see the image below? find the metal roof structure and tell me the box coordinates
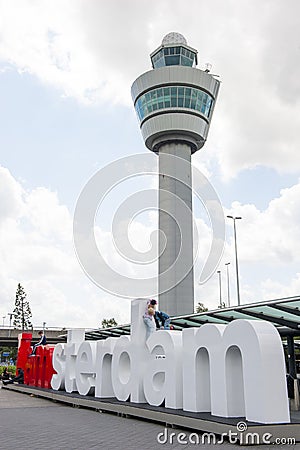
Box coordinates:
[85,295,300,341]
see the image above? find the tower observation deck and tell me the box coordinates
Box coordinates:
[131,33,220,316]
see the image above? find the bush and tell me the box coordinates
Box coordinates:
[0,365,16,377]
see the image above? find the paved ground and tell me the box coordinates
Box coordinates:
[0,386,298,449]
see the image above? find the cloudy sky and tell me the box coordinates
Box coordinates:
[0,0,300,329]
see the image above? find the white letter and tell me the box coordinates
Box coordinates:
[51,343,66,390]
[157,428,168,444]
[111,336,133,401]
[177,432,187,444]
[143,330,183,408]
[95,337,118,398]
[262,433,272,444]
[111,299,150,403]
[75,341,97,395]
[182,325,226,414]
[189,433,200,445]
[64,329,85,393]
[222,320,290,423]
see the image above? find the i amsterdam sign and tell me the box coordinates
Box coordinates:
[18,299,290,424]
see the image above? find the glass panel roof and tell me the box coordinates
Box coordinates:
[244,306,300,323]
[280,300,300,309]
[84,297,300,340]
[174,316,227,326]
[193,315,228,324]
[214,310,260,320]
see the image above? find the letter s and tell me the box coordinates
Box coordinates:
[51,344,66,390]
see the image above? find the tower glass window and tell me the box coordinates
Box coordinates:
[135,86,213,122]
[151,46,197,68]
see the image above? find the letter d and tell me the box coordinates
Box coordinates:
[157,428,168,444]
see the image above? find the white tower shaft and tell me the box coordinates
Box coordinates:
[159,142,194,316]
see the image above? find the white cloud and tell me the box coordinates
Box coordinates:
[25,187,72,240]
[0,0,157,105]
[0,167,24,221]
[0,165,133,328]
[227,181,300,264]
[261,274,300,301]
[1,0,299,178]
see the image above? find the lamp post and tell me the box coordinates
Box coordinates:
[7,312,15,337]
[227,216,242,306]
[217,270,222,308]
[2,316,6,327]
[225,262,231,307]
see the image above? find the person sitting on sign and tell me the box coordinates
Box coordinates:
[29,330,47,356]
[143,299,157,339]
[154,310,171,330]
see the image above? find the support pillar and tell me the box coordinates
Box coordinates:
[287,335,297,379]
[158,142,194,316]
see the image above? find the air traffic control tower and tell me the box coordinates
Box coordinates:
[131,33,220,316]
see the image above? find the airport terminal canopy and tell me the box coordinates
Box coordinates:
[150,32,198,69]
[85,296,300,341]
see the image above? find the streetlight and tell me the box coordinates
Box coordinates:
[217,270,222,308]
[7,312,15,337]
[2,316,6,327]
[225,262,231,307]
[227,215,242,306]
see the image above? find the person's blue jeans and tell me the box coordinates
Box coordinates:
[163,318,171,330]
[143,317,156,339]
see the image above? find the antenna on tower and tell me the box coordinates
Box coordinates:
[205,63,212,73]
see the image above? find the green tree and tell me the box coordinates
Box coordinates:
[13,283,33,330]
[101,318,117,328]
[195,302,208,313]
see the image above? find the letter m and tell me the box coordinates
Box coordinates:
[182,319,290,424]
